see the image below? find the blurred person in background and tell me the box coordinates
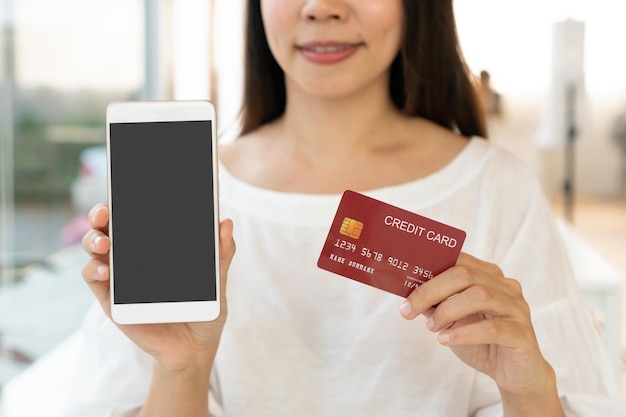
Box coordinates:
[478,69,503,117]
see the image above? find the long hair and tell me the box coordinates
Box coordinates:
[240,0,487,138]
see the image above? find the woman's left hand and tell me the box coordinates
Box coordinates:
[400,252,556,398]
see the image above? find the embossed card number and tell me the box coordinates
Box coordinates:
[317,190,467,298]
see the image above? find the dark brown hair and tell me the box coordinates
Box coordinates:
[240,0,487,138]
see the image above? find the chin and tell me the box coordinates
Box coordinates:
[308,88,352,100]
[298,80,365,100]
[288,71,387,102]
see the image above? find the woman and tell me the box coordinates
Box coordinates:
[68,1,625,416]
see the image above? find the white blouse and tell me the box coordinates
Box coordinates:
[62,138,626,417]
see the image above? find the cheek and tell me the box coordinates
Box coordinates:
[261,1,292,41]
[260,1,294,62]
[361,1,404,47]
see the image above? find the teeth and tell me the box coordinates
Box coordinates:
[306,45,351,53]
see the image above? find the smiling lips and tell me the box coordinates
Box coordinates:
[297,42,362,65]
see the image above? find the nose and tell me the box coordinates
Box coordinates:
[301,0,349,21]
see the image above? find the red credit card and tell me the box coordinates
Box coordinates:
[317,190,466,298]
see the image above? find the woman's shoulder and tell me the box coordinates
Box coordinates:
[467,137,546,205]
[218,123,278,180]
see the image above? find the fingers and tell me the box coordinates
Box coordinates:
[217,218,236,318]
[434,316,533,348]
[219,218,236,264]
[399,251,534,347]
[81,203,112,316]
[400,252,518,319]
[89,204,110,232]
[80,207,237,323]
[82,204,110,258]
[81,257,112,317]
[82,228,110,259]
[423,280,529,331]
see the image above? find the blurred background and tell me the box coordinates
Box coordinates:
[0,0,625,416]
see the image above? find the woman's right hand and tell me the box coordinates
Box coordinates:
[81,203,236,373]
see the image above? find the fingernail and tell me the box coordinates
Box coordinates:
[90,207,98,224]
[438,332,450,344]
[426,317,435,330]
[400,300,412,317]
[96,264,107,276]
[93,235,102,247]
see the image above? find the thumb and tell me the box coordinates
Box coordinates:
[218,218,236,315]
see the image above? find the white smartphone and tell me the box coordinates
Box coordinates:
[106,100,221,324]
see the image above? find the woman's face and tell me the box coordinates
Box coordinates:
[260,0,404,99]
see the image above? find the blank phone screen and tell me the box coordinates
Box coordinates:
[109,121,217,304]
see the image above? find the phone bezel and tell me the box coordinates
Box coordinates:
[106,100,221,324]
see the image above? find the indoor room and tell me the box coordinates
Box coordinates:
[1,0,625,415]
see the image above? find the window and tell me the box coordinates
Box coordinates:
[0,0,143,411]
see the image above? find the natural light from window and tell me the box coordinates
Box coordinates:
[455,0,626,95]
[14,0,142,91]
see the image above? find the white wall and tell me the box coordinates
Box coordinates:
[169,0,245,143]
[485,94,625,199]
[213,0,245,144]
[455,0,626,198]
